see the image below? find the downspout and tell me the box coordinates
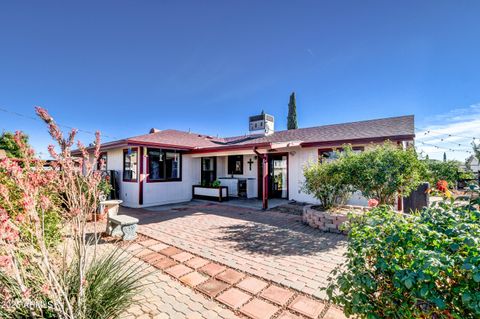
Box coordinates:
[254,147,268,210]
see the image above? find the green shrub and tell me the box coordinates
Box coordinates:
[303,157,352,210]
[326,202,480,318]
[341,143,425,205]
[212,180,221,187]
[424,159,461,188]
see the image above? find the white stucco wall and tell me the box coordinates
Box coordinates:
[104,145,367,208]
[142,154,200,207]
[105,148,139,207]
[287,147,368,206]
[216,154,258,196]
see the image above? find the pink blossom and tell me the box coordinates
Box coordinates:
[21,288,31,299]
[41,283,50,295]
[22,194,35,212]
[15,214,25,223]
[0,255,12,268]
[48,144,58,159]
[39,195,52,211]
[368,199,379,208]
[0,184,9,202]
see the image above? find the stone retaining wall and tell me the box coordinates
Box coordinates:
[302,205,370,234]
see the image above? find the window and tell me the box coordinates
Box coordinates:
[97,152,108,170]
[123,148,138,182]
[201,157,216,186]
[147,148,182,182]
[227,155,243,175]
[318,147,364,163]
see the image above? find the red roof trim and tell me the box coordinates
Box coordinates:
[188,142,272,154]
[126,140,193,151]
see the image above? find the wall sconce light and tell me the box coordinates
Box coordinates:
[290,151,296,156]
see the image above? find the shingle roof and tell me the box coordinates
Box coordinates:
[221,115,415,146]
[100,115,414,152]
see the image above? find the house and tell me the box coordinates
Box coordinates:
[77,113,415,209]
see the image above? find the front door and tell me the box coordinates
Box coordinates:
[268,154,288,199]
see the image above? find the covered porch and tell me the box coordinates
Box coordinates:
[190,142,301,209]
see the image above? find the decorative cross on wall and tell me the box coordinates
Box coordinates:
[247,158,254,170]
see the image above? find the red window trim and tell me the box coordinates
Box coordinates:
[123,147,139,183]
[146,148,183,183]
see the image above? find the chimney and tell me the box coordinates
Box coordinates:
[249,111,274,136]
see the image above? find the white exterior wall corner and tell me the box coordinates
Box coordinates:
[105,148,139,208]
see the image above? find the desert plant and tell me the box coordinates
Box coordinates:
[326,198,480,318]
[341,142,425,205]
[0,107,145,318]
[303,156,352,210]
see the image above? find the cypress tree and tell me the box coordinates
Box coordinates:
[443,152,447,162]
[287,92,298,130]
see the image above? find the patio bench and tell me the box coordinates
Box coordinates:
[107,215,139,241]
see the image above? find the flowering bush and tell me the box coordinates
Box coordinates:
[326,196,480,318]
[424,159,461,188]
[367,198,379,208]
[303,157,353,210]
[436,179,449,192]
[0,147,62,247]
[0,107,145,318]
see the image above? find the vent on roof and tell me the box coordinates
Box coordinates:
[149,128,160,134]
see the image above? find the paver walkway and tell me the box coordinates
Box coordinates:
[89,239,240,319]
[121,201,347,300]
[121,233,345,318]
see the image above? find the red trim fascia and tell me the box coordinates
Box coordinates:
[126,140,192,151]
[301,135,415,148]
[122,147,139,183]
[189,142,272,154]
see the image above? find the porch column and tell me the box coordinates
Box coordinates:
[262,153,268,210]
[139,147,144,206]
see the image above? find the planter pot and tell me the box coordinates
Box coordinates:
[192,185,229,202]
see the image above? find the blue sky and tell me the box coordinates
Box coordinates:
[1,1,480,161]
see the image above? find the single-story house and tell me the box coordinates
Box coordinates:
[77,113,415,209]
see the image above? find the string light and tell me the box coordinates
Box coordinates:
[0,106,119,140]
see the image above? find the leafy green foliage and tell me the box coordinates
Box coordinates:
[287,92,298,130]
[341,143,425,204]
[326,202,480,318]
[303,157,352,209]
[424,159,461,188]
[0,131,29,158]
[212,180,221,187]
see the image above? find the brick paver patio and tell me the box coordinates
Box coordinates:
[122,201,347,300]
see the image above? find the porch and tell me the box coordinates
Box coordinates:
[191,149,294,209]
